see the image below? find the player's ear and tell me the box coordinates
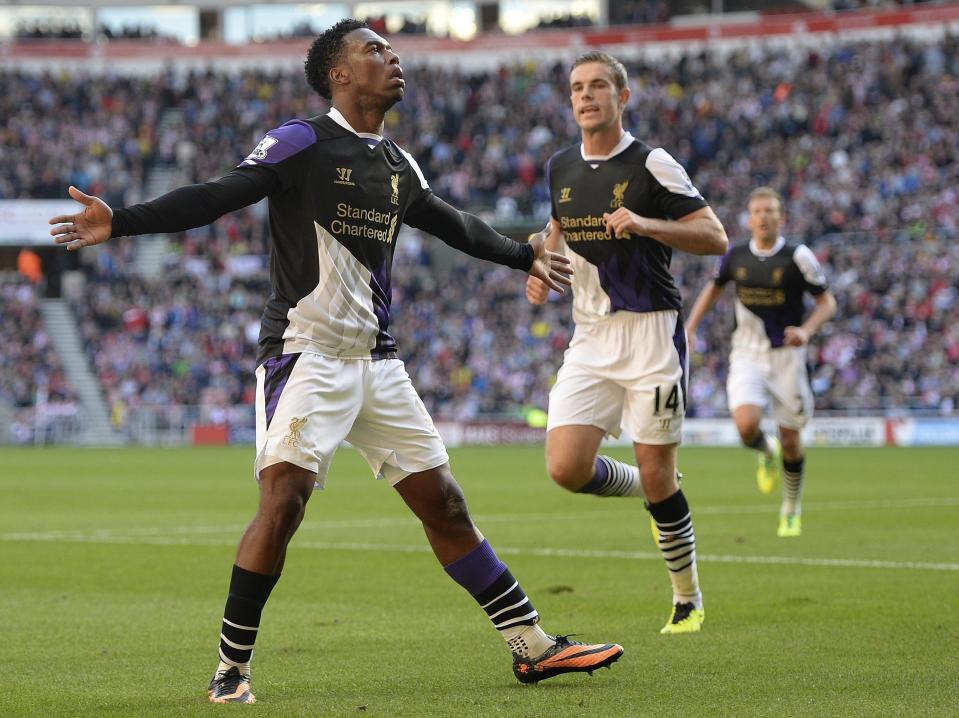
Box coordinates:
[329,63,351,91]
[618,85,630,110]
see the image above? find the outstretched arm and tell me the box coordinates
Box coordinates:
[49,168,276,251]
[405,193,572,293]
[526,218,564,305]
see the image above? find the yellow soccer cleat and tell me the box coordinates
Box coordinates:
[660,602,705,635]
[777,513,802,538]
[756,436,782,495]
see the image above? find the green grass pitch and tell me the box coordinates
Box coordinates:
[2,445,957,717]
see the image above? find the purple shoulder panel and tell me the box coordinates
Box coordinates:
[243,120,317,165]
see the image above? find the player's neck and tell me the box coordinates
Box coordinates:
[751,235,779,251]
[581,124,625,158]
[331,101,385,136]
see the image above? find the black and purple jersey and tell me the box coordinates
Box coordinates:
[714,237,828,351]
[240,109,431,363]
[110,108,533,366]
[547,132,708,323]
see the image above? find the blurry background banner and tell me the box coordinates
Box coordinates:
[0,201,77,246]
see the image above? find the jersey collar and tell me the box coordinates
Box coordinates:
[581,131,634,163]
[327,108,383,146]
[749,235,786,258]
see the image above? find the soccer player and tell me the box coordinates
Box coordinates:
[526,52,728,634]
[49,20,623,704]
[685,187,836,537]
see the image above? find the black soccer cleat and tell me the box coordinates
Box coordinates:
[208,666,256,704]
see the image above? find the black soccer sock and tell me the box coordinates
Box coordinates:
[744,430,770,454]
[217,564,280,670]
[647,489,702,607]
[443,540,538,631]
[782,456,805,515]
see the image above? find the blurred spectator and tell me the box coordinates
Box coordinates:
[0,275,79,443]
[4,32,958,425]
[609,1,671,25]
[535,14,595,30]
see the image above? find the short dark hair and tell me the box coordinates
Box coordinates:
[571,51,628,92]
[305,18,370,100]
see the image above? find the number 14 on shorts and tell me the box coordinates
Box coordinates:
[653,384,683,415]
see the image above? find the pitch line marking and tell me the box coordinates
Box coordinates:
[1,496,956,541]
[1,532,957,572]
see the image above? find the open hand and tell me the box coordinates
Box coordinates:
[49,186,113,251]
[527,232,572,294]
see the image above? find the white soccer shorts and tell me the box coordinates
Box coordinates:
[547,309,688,445]
[726,346,814,429]
[254,353,449,488]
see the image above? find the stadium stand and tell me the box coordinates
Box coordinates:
[0,274,79,443]
[2,15,957,440]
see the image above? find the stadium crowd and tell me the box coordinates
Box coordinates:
[0,275,79,443]
[70,222,959,435]
[3,32,958,433]
[4,34,956,242]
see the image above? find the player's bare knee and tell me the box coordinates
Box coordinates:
[443,491,472,526]
[426,475,474,529]
[547,460,591,492]
[258,475,310,530]
[738,425,762,446]
[780,433,802,460]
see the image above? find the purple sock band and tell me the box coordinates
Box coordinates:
[443,539,508,597]
[578,456,608,494]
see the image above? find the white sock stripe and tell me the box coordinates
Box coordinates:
[661,542,696,557]
[487,597,530,621]
[660,537,694,551]
[220,634,256,650]
[218,648,245,666]
[663,548,696,564]
[658,525,694,539]
[222,617,258,632]
[494,610,540,629]
[597,456,639,497]
[480,580,519,609]
[655,512,692,528]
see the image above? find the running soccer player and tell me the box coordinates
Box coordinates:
[526,52,728,634]
[49,20,623,704]
[685,187,836,537]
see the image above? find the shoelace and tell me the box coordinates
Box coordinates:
[672,602,694,622]
[551,633,581,646]
[213,668,249,691]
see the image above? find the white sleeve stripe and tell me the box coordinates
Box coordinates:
[645,147,703,199]
[396,145,430,190]
[793,244,828,287]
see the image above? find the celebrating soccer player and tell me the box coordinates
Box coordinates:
[526,52,728,634]
[686,187,836,537]
[49,20,624,704]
